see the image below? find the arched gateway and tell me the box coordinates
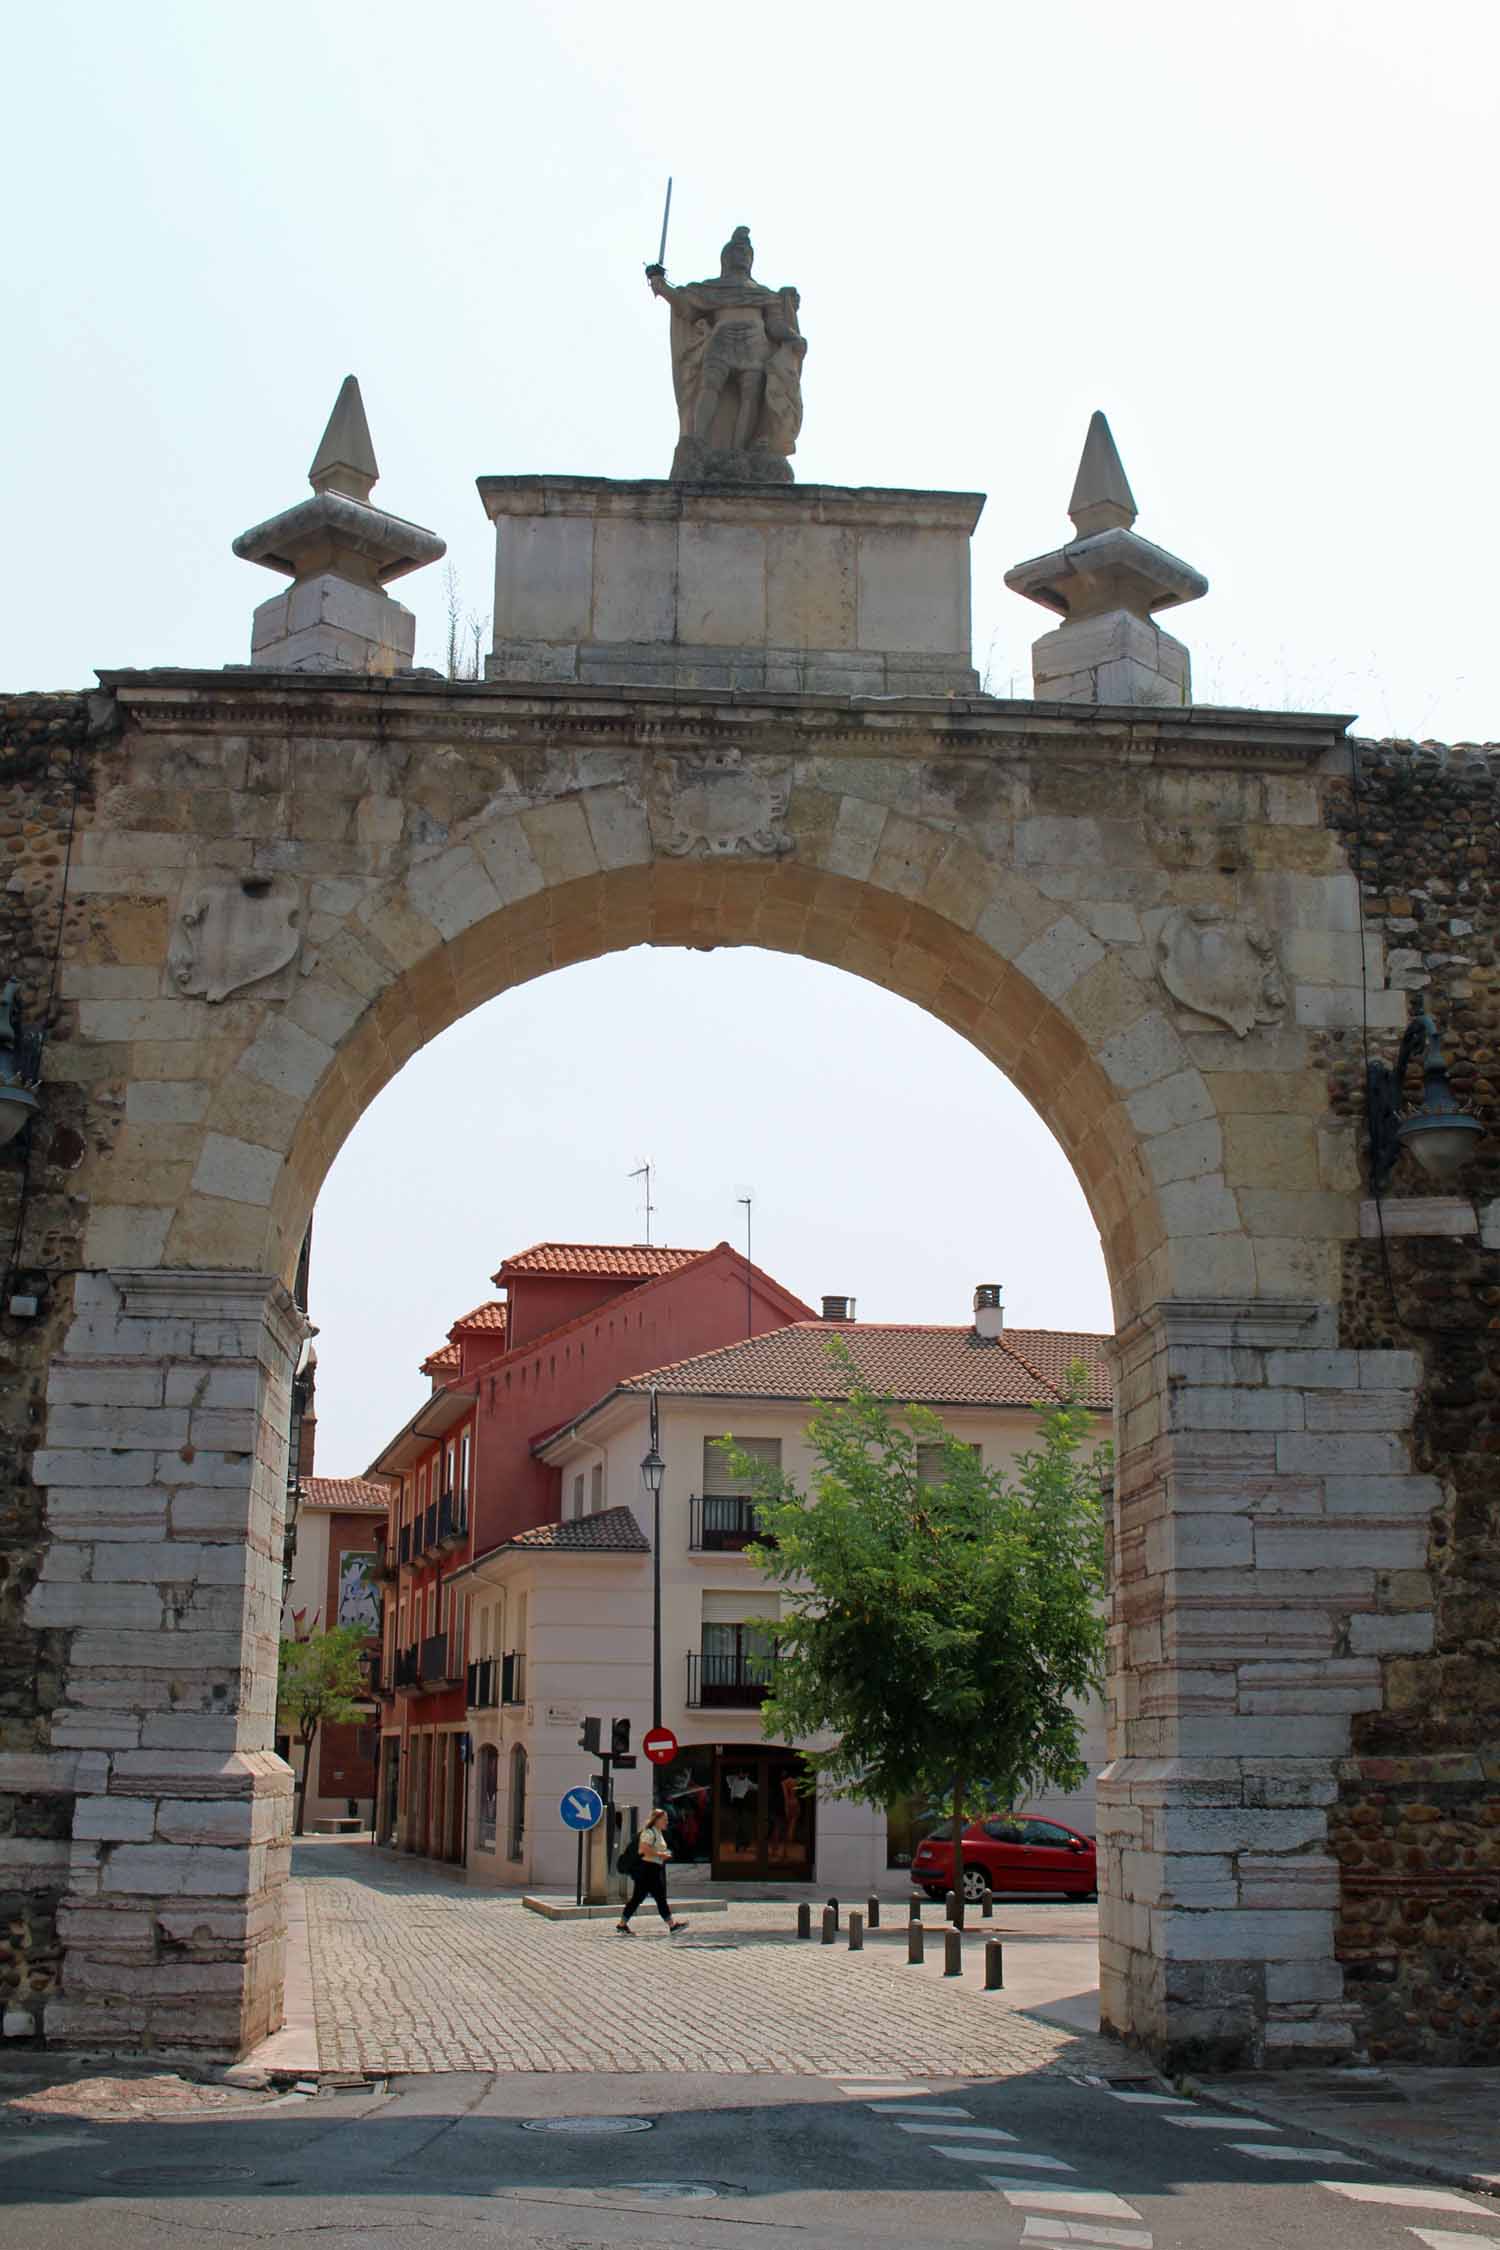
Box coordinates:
[3,331,1488,2071]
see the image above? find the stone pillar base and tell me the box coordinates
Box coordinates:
[1032,609,1189,705]
[250,574,416,674]
[49,1751,292,2054]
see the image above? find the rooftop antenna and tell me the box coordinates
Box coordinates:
[630,1160,656,1246]
[737,1192,753,1337]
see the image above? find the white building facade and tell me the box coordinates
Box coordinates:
[453,1313,1111,1896]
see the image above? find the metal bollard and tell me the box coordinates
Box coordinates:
[821,1906,836,1945]
[945,1889,958,1924]
[908,1920,925,1964]
[981,1887,994,1920]
[796,1901,811,1940]
[849,1910,864,1952]
[867,1893,881,1930]
[908,1894,922,1922]
[826,1896,840,1931]
[944,1926,963,1977]
[984,1937,1004,1991]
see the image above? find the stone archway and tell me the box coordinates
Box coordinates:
[14,669,1434,2068]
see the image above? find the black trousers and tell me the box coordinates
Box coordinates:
[621,1863,671,1924]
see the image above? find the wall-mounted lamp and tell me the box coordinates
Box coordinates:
[1367,1011,1485,1193]
[0,981,41,1152]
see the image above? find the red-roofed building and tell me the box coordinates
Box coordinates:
[279,1475,388,1831]
[458,1293,1113,1897]
[366,1240,816,1863]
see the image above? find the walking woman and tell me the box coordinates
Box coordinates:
[616,1808,687,1934]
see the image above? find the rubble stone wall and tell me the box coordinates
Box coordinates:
[1324,738,1500,2064]
[0,692,106,2035]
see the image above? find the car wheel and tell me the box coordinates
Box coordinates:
[961,1868,988,1903]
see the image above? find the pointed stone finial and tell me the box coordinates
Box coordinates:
[1068,410,1136,537]
[233,376,444,674]
[1004,411,1206,707]
[308,375,379,502]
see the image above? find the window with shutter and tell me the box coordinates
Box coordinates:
[916,1441,982,1486]
[703,1435,781,1495]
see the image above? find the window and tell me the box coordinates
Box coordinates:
[984,1817,1026,1844]
[459,1431,471,1496]
[916,1441,982,1487]
[477,1746,498,1852]
[1022,1819,1076,1848]
[445,1444,455,1494]
[589,1462,604,1513]
[703,1435,780,1494]
[507,1745,527,1859]
[570,1473,584,1521]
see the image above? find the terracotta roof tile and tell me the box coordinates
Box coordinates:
[505,1504,649,1554]
[298,1476,390,1513]
[450,1300,509,1335]
[420,1340,461,1376]
[495,1242,706,1282]
[619,1323,1112,1413]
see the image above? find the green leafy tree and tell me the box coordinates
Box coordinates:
[721,1352,1110,1902]
[277,1625,369,1837]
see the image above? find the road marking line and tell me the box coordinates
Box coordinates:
[1022,2222,1153,2249]
[1232,2144,1367,2164]
[839,2084,939,2097]
[1165,2114,1282,2130]
[894,2123,1017,2142]
[1409,2231,1500,2249]
[1322,2185,1489,2214]
[870,2104,974,2119]
[1105,2092,1189,2106]
[994,2188,1145,2221]
[933,2149,1075,2170]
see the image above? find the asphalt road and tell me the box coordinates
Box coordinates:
[3,2068,1499,2250]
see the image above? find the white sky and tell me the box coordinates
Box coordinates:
[3,2,1494,1467]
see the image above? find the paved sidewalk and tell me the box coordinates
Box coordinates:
[294,1842,1122,2080]
[1195,2067,1500,2194]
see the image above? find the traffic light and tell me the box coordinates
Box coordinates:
[610,1717,631,1759]
[579,1715,602,1755]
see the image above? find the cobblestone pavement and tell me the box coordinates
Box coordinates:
[298,1843,1122,2080]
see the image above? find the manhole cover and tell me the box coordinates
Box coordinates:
[603,2181,722,2202]
[520,2115,653,2135]
[104,2164,256,2185]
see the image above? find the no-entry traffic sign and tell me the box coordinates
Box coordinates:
[642,1727,678,1765]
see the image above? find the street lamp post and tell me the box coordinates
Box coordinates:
[640,1390,665,1735]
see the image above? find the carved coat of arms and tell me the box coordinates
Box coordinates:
[168,874,302,1002]
[1156,905,1285,1038]
[651,748,792,858]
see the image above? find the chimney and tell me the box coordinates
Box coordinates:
[821,1295,855,1322]
[972,1284,1004,1341]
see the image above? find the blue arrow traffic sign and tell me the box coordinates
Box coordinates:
[559,1785,604,1832]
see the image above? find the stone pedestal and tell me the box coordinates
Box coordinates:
[477,476,983,695]
[1032,608,1190,706]
[1099,1299,1430,2070]
[250,572,417,675]
[26,1270,303,2054]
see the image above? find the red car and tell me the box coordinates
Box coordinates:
[911,1814,1097,1902]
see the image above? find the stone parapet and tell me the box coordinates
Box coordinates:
[477,476,983,696]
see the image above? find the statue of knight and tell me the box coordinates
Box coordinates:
[647,198,806,484]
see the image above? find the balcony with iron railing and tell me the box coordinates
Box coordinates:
[467,1656,496,1709]
[689,1495,774,1554]
[434,1490,468,1552]
[394,1643,420,1689]
[419,1631,460,1687]
[501,1651,526,1706]
[685,1649,775,1709]
[398,1522,412,1566]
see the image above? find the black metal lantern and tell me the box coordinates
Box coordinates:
[1367,1012,1484,1193]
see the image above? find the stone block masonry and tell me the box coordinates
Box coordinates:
[0,665,1490,2067]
